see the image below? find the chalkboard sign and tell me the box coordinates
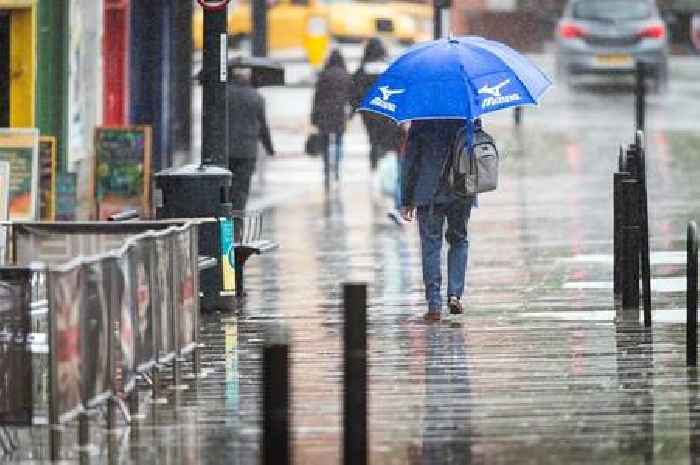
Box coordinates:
[0,129,39,220]
[39,136,57,220]
[55,172,77,221]
[94,126,152,220]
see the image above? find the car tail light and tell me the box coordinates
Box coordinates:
[639,23,665,39]
[558,22,586,39]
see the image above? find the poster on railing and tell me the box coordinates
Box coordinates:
[116,254,136,394]
[0,128,39,220]
[0,268,32,426]
[154,236,173,358]
[83,261,112,406]
[49,266,85,423]
[129,242,155,371]
[177,228,196,352]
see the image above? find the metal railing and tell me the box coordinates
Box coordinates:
[0,221,201,460]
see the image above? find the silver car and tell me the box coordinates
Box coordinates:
[556,0,669,89]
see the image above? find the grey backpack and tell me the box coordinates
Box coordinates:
[445,126,499,197]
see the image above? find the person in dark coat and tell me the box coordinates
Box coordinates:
[352,37,403,171]
[228,69,274,211]
[400,119,475,321]
[311,49,353,184]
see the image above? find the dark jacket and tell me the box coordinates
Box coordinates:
[228,79,274,159]
[311,65,352,134]
[352,60,403,151]
[401,119,464,208]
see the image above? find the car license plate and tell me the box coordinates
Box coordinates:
[594,53,633,67]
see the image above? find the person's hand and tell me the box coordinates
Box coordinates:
[400,206,415,222]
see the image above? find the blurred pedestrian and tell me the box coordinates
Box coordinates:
[400,119,475,321]
[228,69,275,211]
[311,49,353,186]
[351,37,403,171]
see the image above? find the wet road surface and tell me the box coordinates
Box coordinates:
[6,55,700,464]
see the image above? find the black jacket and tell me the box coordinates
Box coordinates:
[228,80,274,159]
[352,60,402,151]
[311,65,352,134]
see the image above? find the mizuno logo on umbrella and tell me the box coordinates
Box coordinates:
[370,86,405,112]
[478,79,521,108]
[478,79,510,97]
[379,86,405,101]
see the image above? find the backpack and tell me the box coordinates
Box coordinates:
[444,126,499,197]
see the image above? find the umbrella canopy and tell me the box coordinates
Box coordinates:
[358,36,551,123]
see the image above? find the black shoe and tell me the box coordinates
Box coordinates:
[448,296,464,315]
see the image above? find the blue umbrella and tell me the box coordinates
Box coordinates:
[358,36,551,123]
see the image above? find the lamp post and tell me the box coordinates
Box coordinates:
[433,0,451,39]
[198,0,230,167]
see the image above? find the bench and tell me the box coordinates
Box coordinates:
[231,211,279,297]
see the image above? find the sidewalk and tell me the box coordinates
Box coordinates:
[167,56,700,464]
[6,59,700,465]
[191,117,696,463]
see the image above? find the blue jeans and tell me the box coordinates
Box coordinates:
[417,198,473,311]
[322,132,343,182]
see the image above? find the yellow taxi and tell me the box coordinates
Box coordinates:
[323,0,420,45]
[193,0,331,67]
[192,0,431,64]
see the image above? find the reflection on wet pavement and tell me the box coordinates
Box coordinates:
[5,58,700,465]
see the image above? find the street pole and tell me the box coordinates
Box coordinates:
[252,0,268,57]
[433,0,451,39]
[200,0,230,167]
[433,0,442,39]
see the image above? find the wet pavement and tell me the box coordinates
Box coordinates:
[6,55,700,464]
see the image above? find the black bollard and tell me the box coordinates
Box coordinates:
[688,221,698,367]
[622,225,641,310]
[635,61,647,133]
[621,178,641,311]
[613,172,629,298]
[343,283,368,465]
[262,341,290,465]
[78,412,89,450]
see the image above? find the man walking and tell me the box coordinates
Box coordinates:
[400,119,474,321]
[228,69,275,211]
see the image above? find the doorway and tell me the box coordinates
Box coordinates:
[0,11,10,127]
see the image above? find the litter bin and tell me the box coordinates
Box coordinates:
[154,163,234,311]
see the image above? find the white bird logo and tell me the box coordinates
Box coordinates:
[379,86,405,101]
[478,79,511,98]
